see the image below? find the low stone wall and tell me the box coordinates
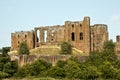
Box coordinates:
[10,54,88,67]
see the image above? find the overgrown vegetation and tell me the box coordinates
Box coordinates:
[60,42,72,55]
[0,52,18,79]
[1,40,120,79]
[18,41,30,55]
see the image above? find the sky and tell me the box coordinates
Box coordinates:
[0,0,120,48]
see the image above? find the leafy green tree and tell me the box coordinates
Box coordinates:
[101,49,117,63]
[18,42,30,55]
[30,59,51,76]
[98,61,117,79]
[2,47,11,56]
[60,42,72,55]
[15,59,51,77]
[80,65,101,79]
[56,60,67,68]
[113,59,120,69]
[0,71,9,79]
[87,51,103,66]
[0,54,10,71]
[64,60,81,79]
[14,66,27,78]
[47,66,66,78]
[103,40,115,52]
[116,69,120,79]
[3,61,18,77]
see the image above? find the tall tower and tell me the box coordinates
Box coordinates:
[64,17,91,54]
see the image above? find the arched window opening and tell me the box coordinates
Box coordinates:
[18,35,19,38]
[37,30,40,42]
[18,41,20,44]
[44,30,47,42]
[80,24,82,27]
[25,35,27,38]
[51,30,55,41]
[71,32,75,41]
[80,32,83,40]
[72,24,74,28]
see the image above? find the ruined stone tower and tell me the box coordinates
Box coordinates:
[11,17,109,54]
[65,17,91,54]
[115,35,120,56]
[11,30,35,50]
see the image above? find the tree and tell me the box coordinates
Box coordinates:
[56,60,67,68]
[14,66,27,78]
[0,71,9,79]
[3,61,18,77]
[103,40,115,52]
[30,59,51,76]
[64,60,81,79]
[15,59,51,78]
[47,66,66,78]
[0,54,10,71]
[60,42,72,55]
[98,61,117,79]
[18,42,30,55]
[88,51,103,66]
[2,47,11,56]
[80,65,101,79]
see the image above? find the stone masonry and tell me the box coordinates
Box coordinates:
[11,17,109,54]
[115,35,120,56]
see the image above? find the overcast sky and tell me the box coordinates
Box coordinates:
[0,0,120,48]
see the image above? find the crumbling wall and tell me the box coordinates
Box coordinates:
[34,25,65,47]
[91,24,108,51]
[115,35,120,56]
[10,54,89,67]
[11,30,35,50]
[10,54,71,66]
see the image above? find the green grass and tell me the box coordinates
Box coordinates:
[9,45,87,56]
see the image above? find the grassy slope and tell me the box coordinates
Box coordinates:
[8,45,87,56]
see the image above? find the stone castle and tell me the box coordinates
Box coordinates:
[11,17,120,53]
[11,16,120,66]
[11,17,109,54]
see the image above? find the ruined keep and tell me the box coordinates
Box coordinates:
[11,17,109,54]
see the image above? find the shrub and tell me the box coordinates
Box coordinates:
[60,42,72,55]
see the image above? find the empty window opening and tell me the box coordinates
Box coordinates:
[51,30,55,41]
[80,24,82,27]
[25,35,27,38]
[80,32,83,40]
[18,41,20,44]
[51,38,53,41]
[71,32,75,41]
[72,24,74,28]
[37,30,40,42]
[52,30,55,36]
[18,35,19,38]
[44,30,47,42]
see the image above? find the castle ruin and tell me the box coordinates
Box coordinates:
[11,17,109,54]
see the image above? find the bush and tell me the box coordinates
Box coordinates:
[18,42,30,55]
[47,66,66,78]
[60,42,72,55]
[0,71,9,79]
